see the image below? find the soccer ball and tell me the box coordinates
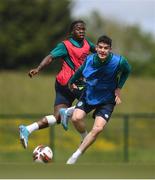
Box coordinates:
[33,145,53,163]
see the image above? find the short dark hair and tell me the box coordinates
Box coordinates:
[69,20,86,33]
[97,35,112,47]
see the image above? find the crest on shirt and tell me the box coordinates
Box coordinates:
[77,101,83,107]
[104,114,109,119]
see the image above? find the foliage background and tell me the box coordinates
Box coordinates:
[0,0,71,69]
[0,1,155,177]
[0,0,155,76]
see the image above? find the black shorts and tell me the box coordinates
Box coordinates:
[75,98,115,122]
[54,80,84,107]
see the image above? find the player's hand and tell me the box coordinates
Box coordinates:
[68,83,78,91]
[115,88,122,105]
[28,68,39,78]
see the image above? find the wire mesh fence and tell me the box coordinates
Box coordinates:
[0,113,155,163]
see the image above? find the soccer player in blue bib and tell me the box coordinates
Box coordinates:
[66,35,131,164]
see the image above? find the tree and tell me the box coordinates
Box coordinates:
[84,11,155,76]
[0,0,72,69]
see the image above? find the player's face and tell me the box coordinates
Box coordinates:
[96,42,111,60]
[72,23,86,41]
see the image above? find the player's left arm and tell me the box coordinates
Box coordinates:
[68,63,85,90]
[115,56,132,104]
[118,56,131,88]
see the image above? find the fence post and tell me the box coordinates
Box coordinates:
[49,126,55,161]
[123,115,129,162]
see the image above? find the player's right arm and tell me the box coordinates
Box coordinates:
[28,42,67,78]
[28,55,53,78]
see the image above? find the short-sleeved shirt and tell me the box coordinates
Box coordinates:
[69,52,131,105]
[50,37,95,86]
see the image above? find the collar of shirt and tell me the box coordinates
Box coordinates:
[69,37,84,47]
[93,52,113,67]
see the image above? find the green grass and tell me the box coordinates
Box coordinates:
[0,71,155,177]
[0,71,155,114]
[0,71,54,114]
[0,117,155,164]
[0,163,155,179]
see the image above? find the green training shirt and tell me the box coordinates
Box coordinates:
[49,37,95,70]
[69,52,131,89]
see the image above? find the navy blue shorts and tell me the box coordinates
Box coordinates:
[75,98,115,122]
[54,80,83,107]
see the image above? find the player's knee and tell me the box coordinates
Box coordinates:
[91,126,103,136]
[71,114,83,123]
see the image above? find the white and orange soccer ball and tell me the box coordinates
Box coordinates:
[33,145,53,163]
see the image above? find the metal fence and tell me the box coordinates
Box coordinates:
[112,113,155,162]
[0,113,155,163]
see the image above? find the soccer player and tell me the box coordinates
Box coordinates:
[19,20,96,149]
[66,35,131,164]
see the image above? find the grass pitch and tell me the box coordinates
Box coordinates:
[0,162,154,179]
[0,72,155,179]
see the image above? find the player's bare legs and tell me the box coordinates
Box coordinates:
[71,108,87,135]
[60,108,88,141]
[66,108,88,142]
[19,104,68,149]
[66,116,107,164]
[37,104,68,128]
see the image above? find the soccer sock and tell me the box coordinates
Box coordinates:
[46,115,57,126]
[80,131,88,141]
[26,122,39,134]
[72,149,82,159]
[66,106,75,116]
[66,149,82,164]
